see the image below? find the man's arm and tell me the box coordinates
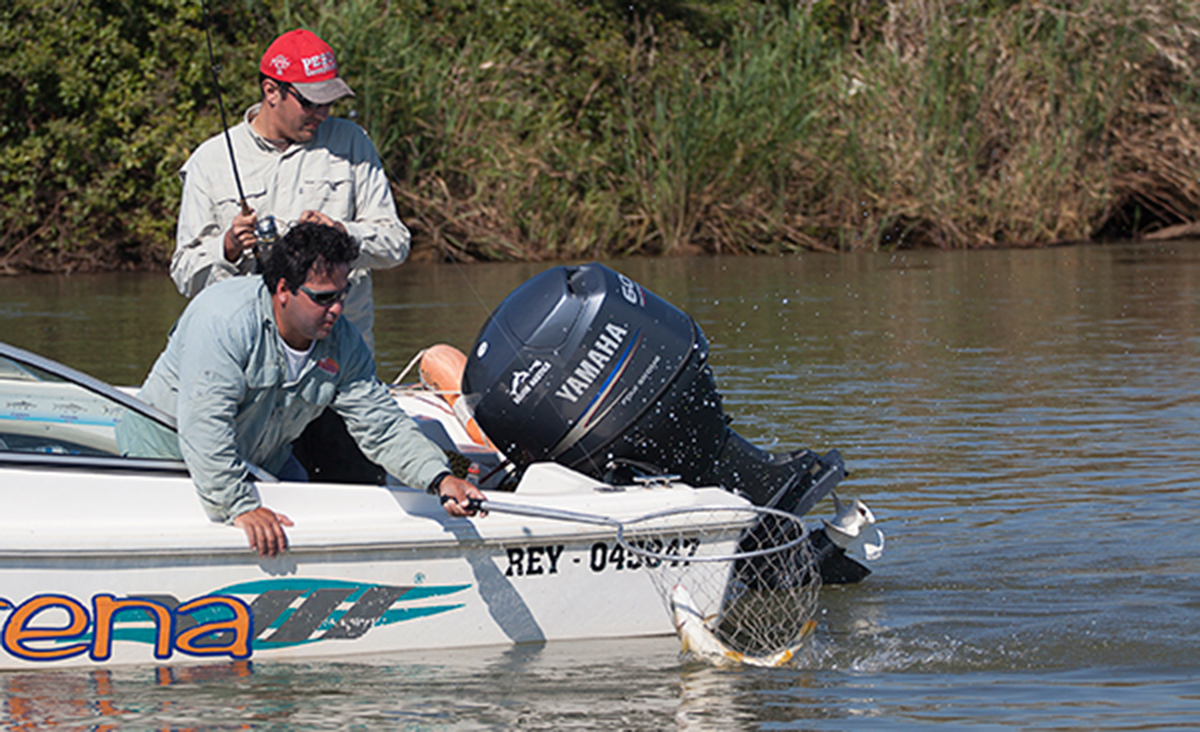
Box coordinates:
[173,310,303,555]
[344,388,485,516]
[332,374,450,491]
[323,336,478,497]
[172,312,262,522]
[338,124,411,271]
[171,146,258,297]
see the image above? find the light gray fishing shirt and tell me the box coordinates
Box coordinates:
[132,276,449,522]
[172,104,409,352]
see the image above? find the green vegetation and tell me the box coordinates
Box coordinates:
[3,0,1199,271]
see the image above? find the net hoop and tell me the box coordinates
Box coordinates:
[623,502,822,664]
[615,504,812,563]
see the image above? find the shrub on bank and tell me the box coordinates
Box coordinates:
[2,0,1198,272]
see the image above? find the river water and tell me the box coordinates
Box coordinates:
[0,241,1197,729]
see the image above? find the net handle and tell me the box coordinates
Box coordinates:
[472,499,810,562]
[471,498,619,527]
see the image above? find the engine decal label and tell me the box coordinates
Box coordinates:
[509,359,552,405]
[553,323,631,404]
[546,328,643,460]
[617,273,645,306]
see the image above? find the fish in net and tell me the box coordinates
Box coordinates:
[616,505,822,667]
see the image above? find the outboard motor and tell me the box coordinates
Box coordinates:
[461,263,848,521]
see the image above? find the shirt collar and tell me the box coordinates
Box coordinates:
[242,103,316,155]
[255,276,278,332]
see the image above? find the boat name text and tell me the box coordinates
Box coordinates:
[589,538,700,573]
[503,538,701,577]
[504,545,566,577]
[0,593,251,663]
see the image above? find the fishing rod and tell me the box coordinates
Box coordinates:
[201,0,249,216]
[200,0,276,259]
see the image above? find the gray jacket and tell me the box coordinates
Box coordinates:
[133,276,449,522]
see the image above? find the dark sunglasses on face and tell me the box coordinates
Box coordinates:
[298,284,350,307]
[282,83,323,110]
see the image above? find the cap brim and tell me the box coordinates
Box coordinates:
[293,77,355,105]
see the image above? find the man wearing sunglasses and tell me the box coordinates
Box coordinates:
[135,223,484,558]
[172,28,406,354]
[173,28,412,485]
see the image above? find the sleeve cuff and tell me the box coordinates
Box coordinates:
[426,471,454,494]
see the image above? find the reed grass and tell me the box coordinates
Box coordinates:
[818,0,1198,248]
[2,0,1199,270]
[329,0,1200,257]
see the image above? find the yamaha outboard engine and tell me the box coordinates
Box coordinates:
[461,263,850,525]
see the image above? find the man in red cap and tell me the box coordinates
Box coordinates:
[254,29,356,145]
[172,28,411,483]
[172,28,407,354]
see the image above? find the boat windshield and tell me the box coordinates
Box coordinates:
[0,350,181,464]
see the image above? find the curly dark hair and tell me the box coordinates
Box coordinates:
[261,222,359,294]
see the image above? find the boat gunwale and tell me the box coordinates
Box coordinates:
[0,520,753,560]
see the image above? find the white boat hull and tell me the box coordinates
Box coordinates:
[0,456,746,669]
[0,340,876,670]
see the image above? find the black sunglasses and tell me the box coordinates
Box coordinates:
[298,284,350,307]
[282,83,323,110]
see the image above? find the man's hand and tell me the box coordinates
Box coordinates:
[437,476,487,518]
[298,209,347,234]
[232,506,294,557]
[224,208,259,262]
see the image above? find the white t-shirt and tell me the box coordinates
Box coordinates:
[281,339,315,382]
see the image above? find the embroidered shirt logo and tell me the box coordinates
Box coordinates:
[317,357,339,376]
[267,54,292,77]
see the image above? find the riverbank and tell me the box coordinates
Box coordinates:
[3,0,1199,273]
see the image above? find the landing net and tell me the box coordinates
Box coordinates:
[616,505,822,663]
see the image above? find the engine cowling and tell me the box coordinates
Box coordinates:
[461,262,837,515]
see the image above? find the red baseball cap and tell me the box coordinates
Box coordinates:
[259,29,355,105]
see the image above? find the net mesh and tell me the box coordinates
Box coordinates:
[618,505,822,664]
